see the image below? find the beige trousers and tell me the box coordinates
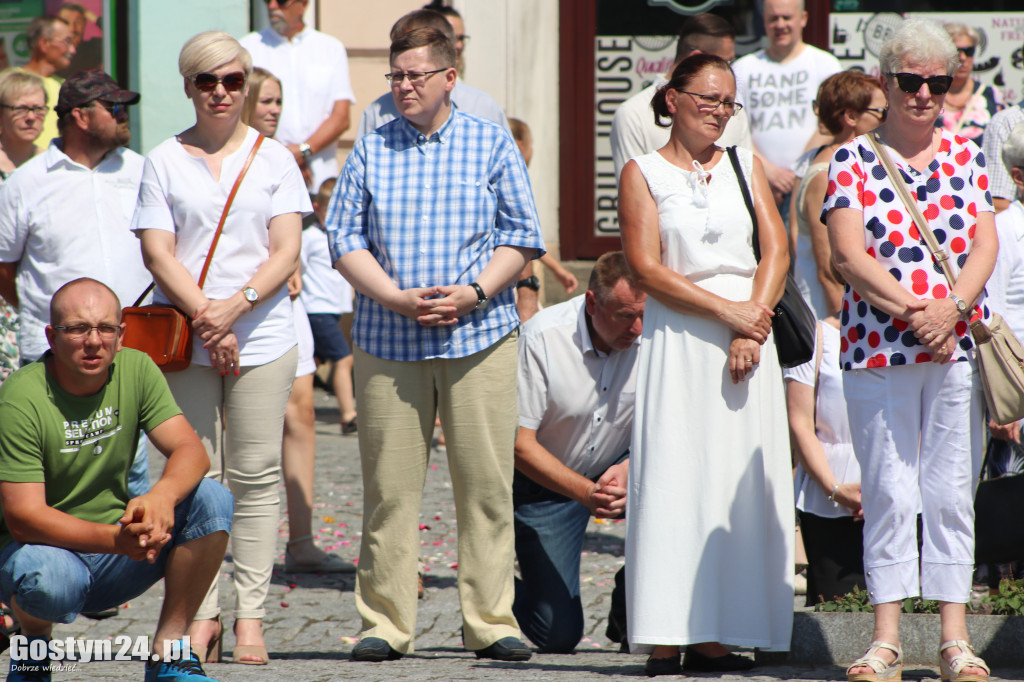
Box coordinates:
[166,347,297,620]
[353,332,521,653]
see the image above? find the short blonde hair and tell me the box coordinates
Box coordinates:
[0,69,46,107]
[241,67,281,129]
[178,31,252,80]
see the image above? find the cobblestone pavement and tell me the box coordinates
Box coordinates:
[5,388,1023,681]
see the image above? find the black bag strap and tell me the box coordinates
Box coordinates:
[727,145,760,262]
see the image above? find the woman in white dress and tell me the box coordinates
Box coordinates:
[619,53,793,676]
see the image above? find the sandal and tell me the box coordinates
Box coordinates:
[190,615,223,664]
[233,620,269,665]
[939,640,990,682]
[847,641,902,682]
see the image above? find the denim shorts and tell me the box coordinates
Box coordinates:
[0,479,233,624]
[307,313,351,362]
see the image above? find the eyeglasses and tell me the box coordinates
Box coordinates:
[93,101,126,118]
[957,45,976,58]
[860,107,887,122]
[191,72,247,93]
[263,0,298,5]
[53,324,121,339]
[0,104,48,118]
[384,68,448,87]
[455,34,470,44]
[885,72,954,95]
[678,90,743,115]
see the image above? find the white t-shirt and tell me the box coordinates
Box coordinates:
[131,128,312,366]
[299,223,351,315]
[783,322,860,519]
[240,27,356,190]
[732,44,841,173]
[610,75,753,180]
[518,295,639,479]
[356,79,509,139]
[0,143,148,362]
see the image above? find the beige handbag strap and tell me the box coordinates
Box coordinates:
[864,132,958,289]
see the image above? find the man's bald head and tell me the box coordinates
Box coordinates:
[50,278,121,326]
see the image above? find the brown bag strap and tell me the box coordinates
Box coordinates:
[132,133,266,308]
[198,133,265,288]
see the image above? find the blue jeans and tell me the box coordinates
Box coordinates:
[512,470,626,653]
[0,479,233,624]
[128,436,151,498]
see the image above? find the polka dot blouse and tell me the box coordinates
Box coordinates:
[821,130,994,371]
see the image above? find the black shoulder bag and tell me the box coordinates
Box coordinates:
[726,145,815,368]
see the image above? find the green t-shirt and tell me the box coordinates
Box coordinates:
[0,348,182,552]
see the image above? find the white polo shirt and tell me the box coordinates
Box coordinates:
[299,222,352,315]
[131,129,312,367]
[0,142,148,362]
[518,295,639,479]
[240,26,356,191]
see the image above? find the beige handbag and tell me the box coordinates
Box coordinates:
[866,133,1024,424]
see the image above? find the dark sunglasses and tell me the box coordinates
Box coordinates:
[886,72,954,95]
[957,45,976,58]
[192,72,246,93]
[94,101,126,118]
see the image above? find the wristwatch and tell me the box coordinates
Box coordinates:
[298,142,313,160]
[243,287,260,307]
[516,275,541,291]
[949,293,968,316]
[470,282,489,310]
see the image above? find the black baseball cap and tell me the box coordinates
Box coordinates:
[55,69,140,117]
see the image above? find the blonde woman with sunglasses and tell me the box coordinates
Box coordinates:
[132,30,310,666]
[824,19,996,682]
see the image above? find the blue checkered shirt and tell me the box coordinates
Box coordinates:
[327,108,544,361]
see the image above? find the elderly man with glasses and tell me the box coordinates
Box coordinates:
[328,26,544,665]
[20,15,77,148]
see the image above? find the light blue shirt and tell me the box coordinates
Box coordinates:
[328,108,544,361]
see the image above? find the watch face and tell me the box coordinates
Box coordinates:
[244,288,258,303]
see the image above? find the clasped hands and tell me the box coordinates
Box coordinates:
[723,300,774,384]
[585,460,628,519]
[391,285,480,326]
[116,492,175,564]
[192,297,246,375]
[906,297,959,363]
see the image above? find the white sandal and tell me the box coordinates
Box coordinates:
[847,641,903,682]
[939,640,990,682]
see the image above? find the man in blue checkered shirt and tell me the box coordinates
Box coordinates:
[326,26,544,665]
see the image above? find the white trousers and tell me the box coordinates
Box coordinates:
[844,360,984,604]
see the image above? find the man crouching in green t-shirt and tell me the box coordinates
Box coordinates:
[0,278,233,682]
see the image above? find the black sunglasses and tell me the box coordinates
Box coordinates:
[192,72,246,93]
[886,72,954,95]
[958,45,976,58]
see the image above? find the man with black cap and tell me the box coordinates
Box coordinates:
[0,69,152,497]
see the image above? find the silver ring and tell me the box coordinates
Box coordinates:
[745,359,753,364]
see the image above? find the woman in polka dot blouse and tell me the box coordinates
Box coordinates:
[823,18,997,682]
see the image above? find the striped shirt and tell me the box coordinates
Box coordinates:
[327,108,544,361]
